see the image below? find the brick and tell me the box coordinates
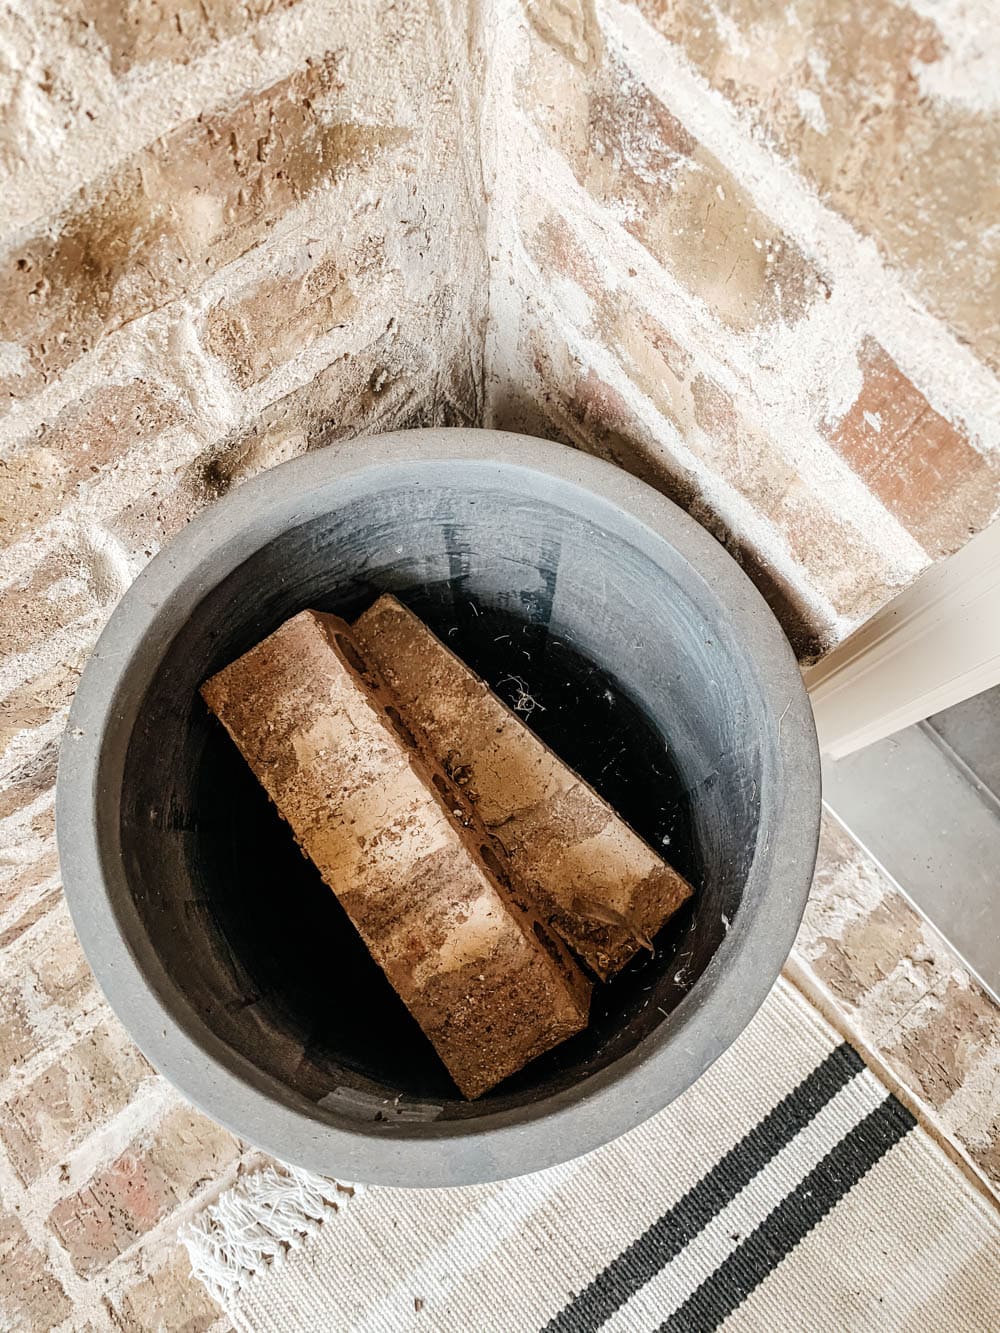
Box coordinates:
[48,1105,241,1275]
[525,215,902,625]
[633,0,1000,369]
[0,1211,72,1331]
[524,37,829,330]
[109,326,444,555]
[0,550,105,661]
[826,339,1000,559]
[0,739,59,821]
[0,906,100,1078]
[0,662,81,756]
[0,1019,152,1184]
[355,595,692,978]
[202,610,590,1097]
[204,249,362,388]
[0,56,410,391]
[0,382,183,543]
[108,1247,220,1333]
[68,0,301,76]
[524,0,602,69]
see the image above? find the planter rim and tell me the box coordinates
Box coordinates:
[56,427,820,1186]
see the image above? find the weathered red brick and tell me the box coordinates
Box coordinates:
[0,1019,152,1184]
[826,339,1000,558]
[48,1106,241,1275]
[0,1212,72,1331]
[1,56,409,392]
[68,0,301,76]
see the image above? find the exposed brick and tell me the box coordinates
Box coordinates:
[203,247,365,388]
[0,740,59,821]
[110,327,441,552]
[0,1211,72,1331]
[524,38,829,330]
[107,1247,221,1332]
[68,0,301,76]
[48,1105,241,1275]
[633,0,1000,369]
[1,56,410,392]
[0,906,100,1078]
[826,339,1000,559]
[524,0,602,69]
[0,382,183,543]
[0,663,81,756]
[527,212,899,625]
[0,1020,152,1184]
[0,546,109,662]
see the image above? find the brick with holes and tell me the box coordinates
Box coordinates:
[200,610,589,1098]
[354,595,694,979]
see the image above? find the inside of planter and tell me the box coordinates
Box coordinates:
[119,475,766,1123]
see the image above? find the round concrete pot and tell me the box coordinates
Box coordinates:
[57,428,820,1187]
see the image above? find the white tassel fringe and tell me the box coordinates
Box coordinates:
[181,1164,362,1308]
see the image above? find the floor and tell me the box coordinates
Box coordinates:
[823,684,1000,1001]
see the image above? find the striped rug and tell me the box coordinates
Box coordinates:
[183,979,1000,1332]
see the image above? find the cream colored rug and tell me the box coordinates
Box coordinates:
[183,978,1000,1332]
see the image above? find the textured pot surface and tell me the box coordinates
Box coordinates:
[56,428,820,1186]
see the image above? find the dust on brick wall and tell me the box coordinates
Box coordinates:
[482,0,1000,658]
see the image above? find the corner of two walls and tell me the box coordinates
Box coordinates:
[479,0,1000,660]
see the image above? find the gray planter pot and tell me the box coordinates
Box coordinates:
[56,428,820,1186]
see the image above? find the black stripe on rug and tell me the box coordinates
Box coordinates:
[657,1094,917,1333]
[544,1042,865,1333]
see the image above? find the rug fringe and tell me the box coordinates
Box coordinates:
[180,1163,361,1307]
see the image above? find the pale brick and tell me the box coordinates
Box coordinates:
[203,249,364,388]
[67,0,301,76]
[0,1211,72,1332]
[634,0,1000,369]
[0,382,184,543]
[0,906,100,1079]
[0,57,410,392]
[0,663,81,756]
[0,739,59,821]
[0,1019,152,1184]
[107,1247,221,1332]
[524,35,830,330]
[526,212,902,627]
[825,339,1000,559]
[48,1106,241,1274]
[0,549,106,660]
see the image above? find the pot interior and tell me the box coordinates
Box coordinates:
[118,472,766,1124]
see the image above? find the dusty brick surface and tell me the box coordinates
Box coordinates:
[0,382,185,543]
[524,33,830,332]
[0,1019,153,1185]
[203,245,367,389]
[66,0,301,76]
[0,904,101,1078]
[107,1247,221,1332]
[48,1106,242,1275]
[0,1210,73,1330]
[0,56,410,392]
[827,339,1000,559]
[632,0,1000,371]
